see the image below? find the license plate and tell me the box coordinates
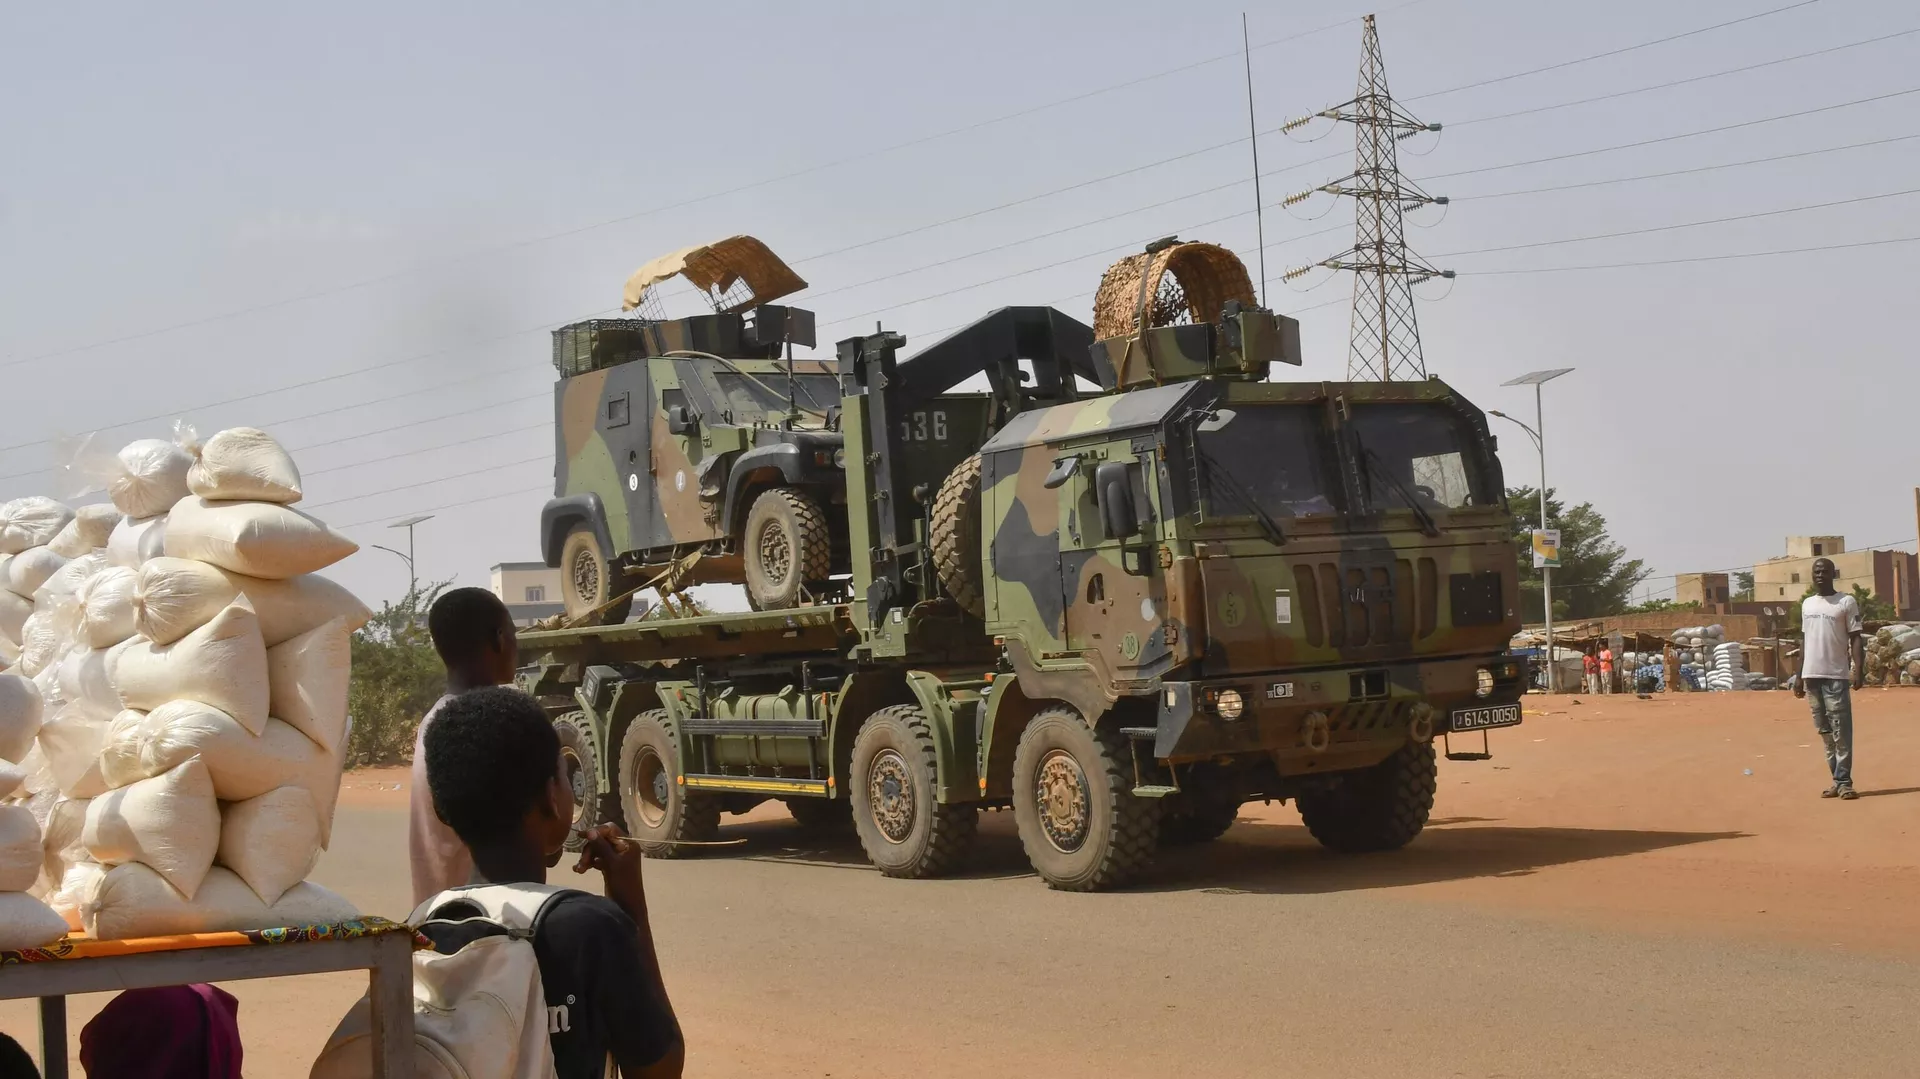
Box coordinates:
[1450,703,1521,732]
[1266,682,1294,700]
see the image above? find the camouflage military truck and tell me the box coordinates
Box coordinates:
[543,236,851,616]
[518,240,1524,891]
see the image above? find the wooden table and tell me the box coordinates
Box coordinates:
[0,924,416,1079]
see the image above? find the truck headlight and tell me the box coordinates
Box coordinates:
[832,448,846,469]
[1215,688,1245,720]
[1475,668,1495,698]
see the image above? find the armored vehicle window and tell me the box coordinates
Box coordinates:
[1348,403,1495,512]
[1196,405,1337,518]
[711,370,842,423]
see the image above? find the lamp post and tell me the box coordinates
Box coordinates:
[1493,367,1574,691]
[372,514,434,595]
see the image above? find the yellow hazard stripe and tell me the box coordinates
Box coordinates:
[682,775,829,795]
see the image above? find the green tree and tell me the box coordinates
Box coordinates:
[1733,571,1755,602]
[345,580,450,768]
[1625,597,1700,615]
[1508,486,1651,622]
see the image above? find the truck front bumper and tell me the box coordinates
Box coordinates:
[1149,654,1524,767]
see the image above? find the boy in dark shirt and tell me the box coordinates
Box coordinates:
[424,685,686,1078]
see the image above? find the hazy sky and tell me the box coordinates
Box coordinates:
[4,0,1916,611]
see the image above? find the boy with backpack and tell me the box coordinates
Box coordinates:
[394,685,685,1078]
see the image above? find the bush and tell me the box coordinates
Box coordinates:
[345,581,448,768]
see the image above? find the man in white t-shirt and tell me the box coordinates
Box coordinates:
[1794,558,1866,799]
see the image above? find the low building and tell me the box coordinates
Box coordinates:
[491,561,564,626]
[1751,536,1919,615]
[1675,572,1731,612]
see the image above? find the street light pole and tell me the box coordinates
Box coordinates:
[382,514,435,596]
[1498,367,1574,693]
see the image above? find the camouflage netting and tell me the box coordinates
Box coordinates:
[1091,242,1256,341]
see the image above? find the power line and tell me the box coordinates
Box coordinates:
[1448,25,1920,128]
[332,485,552,532]
[1427,85,1920,180]
[301,421,548,479]
[302,453,549,513]
[4,3,1432,372]
[1439,186,1920,257]
[1450,132,1920,201]
[1463,233,1920,274]
[1406,0,1828,102]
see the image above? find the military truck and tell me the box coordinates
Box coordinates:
[542,235,850,616]
[519,241,1524,891]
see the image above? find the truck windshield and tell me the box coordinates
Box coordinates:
[1346,403,1496,512]
[711,370,842,423]
[1195,405,1337,518]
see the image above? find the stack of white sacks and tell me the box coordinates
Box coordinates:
[0,428,372,945]
[1706,640,1749,692]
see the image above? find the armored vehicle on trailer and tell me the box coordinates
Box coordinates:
[542,236,849,616]
[520,240,1524,891]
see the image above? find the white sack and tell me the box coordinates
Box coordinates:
[79,566,139,648]
[0,763,25,800]
[129,702,331,803]
[187,428,303,505]
[7,546,68,598]
[57,644,129,722]
[42,796,90,886]
[110,439,194,519]
[83,758,219,899]
[37,550,107,606]
[48,860,104,932]
[0,892,70,949]
[134,558,370,646]
[0,803,42,891]
[164,498,355,579]
[38,709,109,799]
[97,708,150,790]
[0,673,43,762]
[0,589,28,645]
[84,863,357,940]
[0,497,74,556]
[48,504,122,559]
[217,786,320,904]
[111,599,269,734]
[0,634,17,668]
[268,617,351,752]
[107,513,169,570]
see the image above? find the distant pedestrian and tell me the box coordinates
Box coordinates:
[411,587,521,905]
[1582,651,1598,695]
[1794,557,1865,800]
[1599,645,1615,694]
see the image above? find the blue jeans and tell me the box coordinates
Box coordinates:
[1805,678,1853,788]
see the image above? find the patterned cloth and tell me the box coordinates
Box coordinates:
[0,917,422,966]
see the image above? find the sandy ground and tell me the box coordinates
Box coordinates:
[7,689,1920,1076]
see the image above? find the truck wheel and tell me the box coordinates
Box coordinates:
[554,712,604,852]
[617,710,719,858]
[930,453,985,618]
[1159,794,1241,847]
[784,796,853,835]
[1296,741,1437,854]
[849,705,977,878]
[560,524,631,623]
[1012,709,1158,891]
[743,488,831,611]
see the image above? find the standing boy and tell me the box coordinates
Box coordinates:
[424,686,686,1078]
[412,587,520,905]
[1794,558,1866,799]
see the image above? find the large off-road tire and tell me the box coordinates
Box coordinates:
[849,705,977,878]
[554,712,607,852]
[743,487,831,611]
[560,524,631,623]
[784,796,853,835]
[616,710,720,858]
[1295,741,1437,854]
[1012,708,1158,891]
[1159,793,1242,847]
[930,453,985,618]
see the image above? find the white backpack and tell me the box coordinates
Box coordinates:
[310,883,580,1079]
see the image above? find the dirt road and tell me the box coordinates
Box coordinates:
[8,689,1919,1076]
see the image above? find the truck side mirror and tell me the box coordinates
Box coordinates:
[666,405,696,435]
[1094,462,1136,541]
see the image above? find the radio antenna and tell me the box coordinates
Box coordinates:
[1242,12,1268,307]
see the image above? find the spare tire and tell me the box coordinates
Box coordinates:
[931,454,985,618]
